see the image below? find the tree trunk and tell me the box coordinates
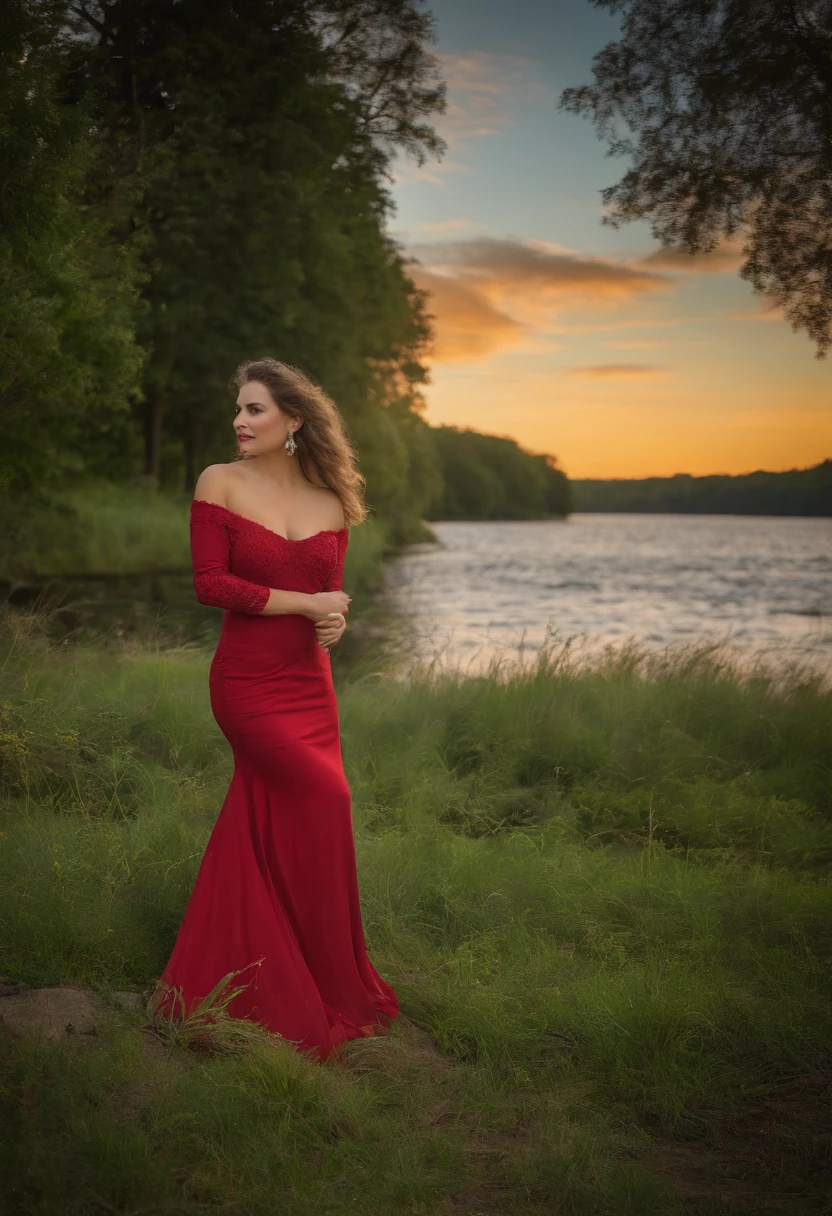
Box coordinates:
[144,397,163,481]
[183,410,197,494]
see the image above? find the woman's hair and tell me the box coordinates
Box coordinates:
[233,358,367,526]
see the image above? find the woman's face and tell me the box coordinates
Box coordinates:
[234,381,300,457]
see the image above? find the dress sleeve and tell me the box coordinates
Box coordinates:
[324,529,349,591]
[190,501,271,614]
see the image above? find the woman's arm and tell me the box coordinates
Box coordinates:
[261,587,350,618]
[190,501,271,613]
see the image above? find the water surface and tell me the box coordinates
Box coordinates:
[384,515,832,670]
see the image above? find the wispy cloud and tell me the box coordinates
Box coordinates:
[639,240,745,274]
[409,267,523,360]
[732,296,786,323]
[569,364,669,379]
[408,236,672,362]
[412,238,669,299]
[416,217,473,233]
[437,51,545,147]
[393,51,544,189]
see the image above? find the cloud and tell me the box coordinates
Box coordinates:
[392,52,544,189]
[732,296,786,323]
[412,237,669,301]
[407,236,672,362]
[437,51,545,147]
[605,339,660,350]
[640,240,745,274]
[409,267,523,361]
[568,364,669,379]
[417,217,473,233]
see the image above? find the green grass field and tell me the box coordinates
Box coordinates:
[1,615,830,1214]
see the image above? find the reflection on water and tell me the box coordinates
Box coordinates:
[384,514,832,671]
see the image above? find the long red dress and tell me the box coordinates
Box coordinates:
[153,499,399,1061]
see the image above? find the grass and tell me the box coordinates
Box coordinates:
[0,616,830,1214]
[1,483,193,580]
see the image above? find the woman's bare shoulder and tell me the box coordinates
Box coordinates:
[193,463,242,505]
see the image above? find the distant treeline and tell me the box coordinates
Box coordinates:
[426,427,571,521]
[572,461,832,517]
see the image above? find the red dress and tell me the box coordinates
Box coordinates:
[153,499,398,1061]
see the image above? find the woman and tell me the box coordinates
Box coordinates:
[151,358,399,1061]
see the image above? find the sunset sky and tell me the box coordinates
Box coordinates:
[390,0,832,479]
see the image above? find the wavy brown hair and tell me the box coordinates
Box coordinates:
[234,358,367,526]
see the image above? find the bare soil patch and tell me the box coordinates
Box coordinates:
[0,984,103,1041]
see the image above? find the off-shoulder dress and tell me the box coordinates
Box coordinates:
[152,499,398,1060]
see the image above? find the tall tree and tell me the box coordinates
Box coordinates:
[0,0,142,492]
[61,0,445,523]
[560,0,832,356]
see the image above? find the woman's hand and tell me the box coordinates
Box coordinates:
[315,612,346,651]
[305,590,351,621]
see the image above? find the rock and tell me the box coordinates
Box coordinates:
[7,584,41,608]
[0,986,102,1040]
[111,990,145,1013]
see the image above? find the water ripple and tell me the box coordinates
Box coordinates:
[384,514,832,670]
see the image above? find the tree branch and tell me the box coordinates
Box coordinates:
[68,4,110,41]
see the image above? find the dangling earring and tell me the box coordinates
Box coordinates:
[285,430,297,455]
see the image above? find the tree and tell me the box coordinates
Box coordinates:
[60,0,445,524]
[560,0,832,356]
[427,427,571,520]
[316,0,447,163]
[0,0,142,492]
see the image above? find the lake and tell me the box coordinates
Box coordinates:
[383,514,832,671]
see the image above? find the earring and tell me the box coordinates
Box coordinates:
[285,430,297,455]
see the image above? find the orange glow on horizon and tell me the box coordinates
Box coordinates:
[406,236,830,479]
[421,375,832,480]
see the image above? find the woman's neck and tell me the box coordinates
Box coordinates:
[241,450,309,490]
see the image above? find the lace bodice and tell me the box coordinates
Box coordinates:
[190,499,348,613]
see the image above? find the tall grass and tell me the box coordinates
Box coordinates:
[1,617,830,1213]
[1,484,192,579]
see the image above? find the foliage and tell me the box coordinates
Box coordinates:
[427,425,572,519]
[59,0,446,527]
[0,0,454,535]
[317,0,448,163]
[561,0,832,356]
[0,0,144,493]
[572,458,832,515]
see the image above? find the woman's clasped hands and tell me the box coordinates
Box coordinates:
[306,589,351,651]
[315,612,346,650]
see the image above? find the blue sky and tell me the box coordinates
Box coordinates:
[389,0,831,478]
